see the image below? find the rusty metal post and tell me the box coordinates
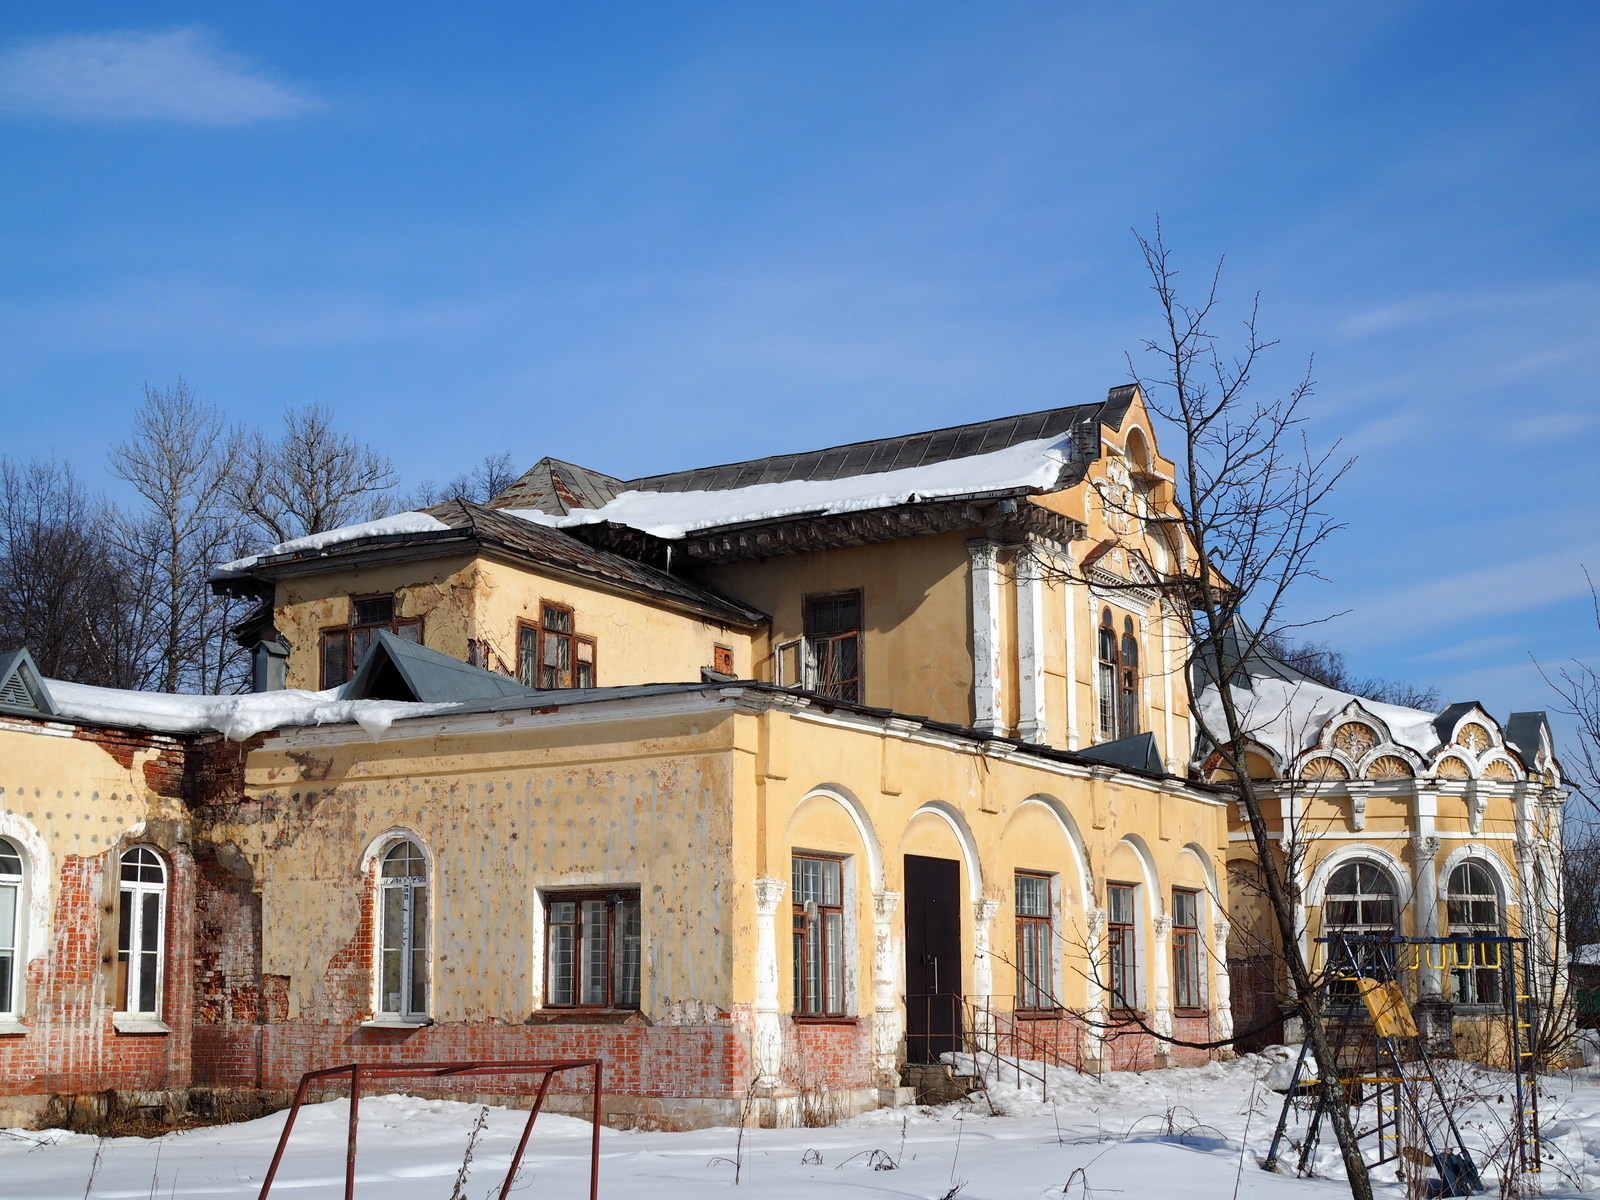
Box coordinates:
[498,1069,555,1200]
[590,1060,603,1200]
[257,1074,312,1200]
[345,1064,361,1200]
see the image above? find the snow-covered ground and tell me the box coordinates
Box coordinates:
[5,1052,1599,1200]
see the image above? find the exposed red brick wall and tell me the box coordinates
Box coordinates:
[786,1019,874,1090]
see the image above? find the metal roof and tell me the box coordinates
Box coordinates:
[343,631,541,703]
[1078,731,1166,775]
[0,648,56,717]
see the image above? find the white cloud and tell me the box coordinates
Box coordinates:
[0,28,319,126]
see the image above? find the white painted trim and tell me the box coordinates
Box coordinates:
[1438,843,1521,911]
[787,785,886,892]
[968,539,1003,734]
[906,801,985,902]
[1015,547,1047,744]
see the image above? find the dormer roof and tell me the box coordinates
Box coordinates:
[0,648,56,718]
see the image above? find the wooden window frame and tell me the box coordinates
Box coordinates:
[115,846,167,1018]
[1097,608,1140,740]
[791,853,848,1017]
[377,839,429,1022]
[0,838,22,1019]
[518,603,597,690]
[543,889,641,1010]
[1106,882,1139,1013]
[1171,888,1203,1013]
[1446,861,1503,1006]
[319,592,422,689]
[1014,871,1055,1011]
[802,590,863,704]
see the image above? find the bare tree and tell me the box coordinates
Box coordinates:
[1122,223,1372,1198]
[226,402,398,548]
[109,380,245,693]
[1260,632,1440,710]
[1540,570,1600,820]
[0,457,145,687]
[405,451,518,509]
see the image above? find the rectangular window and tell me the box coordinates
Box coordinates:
[545,891,641,1008]
[1171,888,1202,1011]
[1015,872,1054,1010]
[319,593,421,688]
[1107,883,1137,1011]
[803,591,862,703]
[519,604,597,689]
[792,854,846,1016]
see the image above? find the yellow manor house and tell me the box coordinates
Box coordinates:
[0,387,1568,1128]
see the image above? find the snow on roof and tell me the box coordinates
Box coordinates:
[45,678,458,742]
[1197,673,1442,766]
[213,511,452,577]
[508,432,1075,539]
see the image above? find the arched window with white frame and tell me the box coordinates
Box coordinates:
[1322,858,1398,996]
[1447,860,1503,1004]
[0,838,22,1018]
[379,839,429,1021]
[117,846,167,1016]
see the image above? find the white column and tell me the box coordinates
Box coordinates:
[1212,919,1234,1046]
[752,876,787,1086]
[1084,906,1107,1066]
[1160,606,1175,768]
[1016,544,1048,744]
[871,890,903,1087]
[1151,914,1174,1044]
[972,899,1002,1053]
[968,538,1003,734]
[1063,558,1081,750]
[1412,833,1443,998]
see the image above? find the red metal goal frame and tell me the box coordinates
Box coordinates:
[256,1058,604,1200]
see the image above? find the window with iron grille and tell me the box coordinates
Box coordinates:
[518,603,596,689]
[1447,861,1502,1005]
[792,854,847,1015]
[1107,883,1138,1010]
[116,847,167,1017]
[1171,888,1202,1011]
[545,890,641,1008]
[378,839,429,1020]
[0,838,22,1018]
[319,594,421,688]
[1015,872,1054,1010]
[803,591,862,703]
[1096,608,1140,740]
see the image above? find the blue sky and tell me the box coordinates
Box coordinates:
[1,3,1597,747]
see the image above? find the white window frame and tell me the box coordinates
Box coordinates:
[116,846,168,1020]
[376,838,430,1023]
[1446,860,1504,1006]
[0,838,23,1021]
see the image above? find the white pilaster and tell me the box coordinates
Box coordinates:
[1212,919,1234,1046]
[871,890,902,1086]
[1063,557,1081,750]
[972,899,1001,1053]
[752,876,787,1085]
[1412,785,1443,999]
[1016,545,1048,744]
[968,539,1003,734]
[1084,906,1107,1064]
[1151,914,1174,1042]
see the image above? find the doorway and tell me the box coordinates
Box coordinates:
[904,853,962,1064]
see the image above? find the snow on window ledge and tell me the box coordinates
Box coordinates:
[0,1018,28,1036]
[112,1014,170,1035]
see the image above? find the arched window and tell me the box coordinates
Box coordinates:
[1323,859,1397,994]
[379,840,429,1020]
[1097,609,1141,741]
[1447,861,1503,1004]
[117,847,167,1016]
[0,838,22,1018]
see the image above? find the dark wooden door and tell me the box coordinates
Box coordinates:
[904,854,962,1064]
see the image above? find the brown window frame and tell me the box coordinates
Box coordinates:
[1014,871,1055,1011]
[1106,882,1139,1013]
[517,602,597,689]
[1096,608,1140,740]
[792,853,848,1017]
[802,589,862,704]
[319,593,422,689]
[543,889,641,1010]
[1171,888,1203,1012]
